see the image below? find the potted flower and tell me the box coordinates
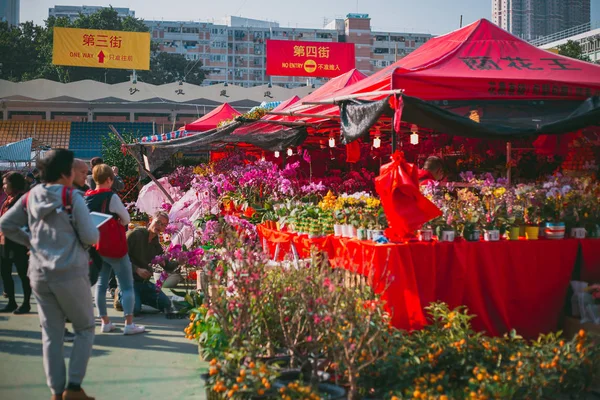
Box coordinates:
[333,209,344,237]
[520,186,544,240]
[543,184,571,239]
[433,215,456,243]
[456,188,482,242]
[481,186,506,242]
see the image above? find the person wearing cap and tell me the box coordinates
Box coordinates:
[25,172,39,190]
[85,157,103,191]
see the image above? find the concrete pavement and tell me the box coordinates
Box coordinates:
[0,274,208,399]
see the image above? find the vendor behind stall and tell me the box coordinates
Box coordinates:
[419,156,446,185]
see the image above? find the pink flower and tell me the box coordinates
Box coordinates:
[306,336,313,342]
[313,315,321,324]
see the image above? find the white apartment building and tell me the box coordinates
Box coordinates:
[48,5,134,21]
[146,14,433,88]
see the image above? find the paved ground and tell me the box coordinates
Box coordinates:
[0,274,208,400]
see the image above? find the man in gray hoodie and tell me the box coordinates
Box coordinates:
[0,149,99,400]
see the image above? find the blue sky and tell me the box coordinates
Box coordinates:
[22,0,600,36]
[25,0,492,35]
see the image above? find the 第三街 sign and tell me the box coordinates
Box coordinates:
[266,40,355,78]
[52,27,151,70]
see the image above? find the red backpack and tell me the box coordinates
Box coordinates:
[84,189,128,258]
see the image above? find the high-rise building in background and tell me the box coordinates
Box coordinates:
[492,0,591,41]
[48,5,134,22]
[45,6,433,88]
[0,0,20,26]
[145,14,433,88]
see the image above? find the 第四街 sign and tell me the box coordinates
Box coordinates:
[266,40,355,78]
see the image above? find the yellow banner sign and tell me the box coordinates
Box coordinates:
[52,27,151,70]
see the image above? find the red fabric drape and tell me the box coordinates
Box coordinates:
[580,239,600,283]
[258,225,597,338]
[375,152,441,239]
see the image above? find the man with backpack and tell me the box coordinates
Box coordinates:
[0,149,99,400]
[85,164,144,335]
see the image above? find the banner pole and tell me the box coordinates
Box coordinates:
[506,141,512,186]
[108,125,174,204]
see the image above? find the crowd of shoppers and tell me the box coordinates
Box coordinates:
[0,150,175,400]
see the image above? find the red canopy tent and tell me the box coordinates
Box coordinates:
[225,69,368,150]
[255,19,600,154]
[183,103,241,132]
[307,19,600,103]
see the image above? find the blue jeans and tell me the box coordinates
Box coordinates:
[132,281,171,315]
[95,256,134,317]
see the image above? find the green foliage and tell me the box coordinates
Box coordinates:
[557,40,592,62]
[0,6,207,85]
[101,131,139,178]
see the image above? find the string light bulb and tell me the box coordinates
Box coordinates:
[410,124,419,145]
[410,132,419,145]
[287,148,293,156]
[373,137,381,148]
[274,151,280,158]
[328,137,335,148]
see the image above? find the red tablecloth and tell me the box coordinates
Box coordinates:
[258,225,600,339]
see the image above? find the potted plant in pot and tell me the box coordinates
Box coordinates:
[326,283,393,400]
[520,185,544,240]
[543,184,571,239]
[126,203,149,230]
[481,186,506,242]
[456,188,482,242]
[202,347,280,400]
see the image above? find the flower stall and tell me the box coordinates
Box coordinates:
[118,18,600,399]
[120,147,600,398]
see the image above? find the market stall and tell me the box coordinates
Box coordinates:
[258,224,600,338]
[140,103,241,143]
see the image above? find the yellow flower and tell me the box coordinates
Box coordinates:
[494,187,506,198]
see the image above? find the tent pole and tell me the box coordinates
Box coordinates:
[506,141,512,186]
[108,125,174,204]
[268,111,341,119]
[391,129,397,153]
[302,89,404,105]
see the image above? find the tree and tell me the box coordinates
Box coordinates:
[101,131,140,179]
[557,40,592,62]
[138,51,207,86]
[1,6,207,85]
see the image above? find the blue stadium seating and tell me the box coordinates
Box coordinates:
[69,122,153,159]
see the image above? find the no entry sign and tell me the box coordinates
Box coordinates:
[266,40,355,78]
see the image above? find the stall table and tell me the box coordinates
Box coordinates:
[258,225,600,339]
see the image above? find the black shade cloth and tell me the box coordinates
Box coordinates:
[223,127,308,152]
[339,95,600,143]
[130,120,308,171]
[340,99,391,144]
[130,121,243,172]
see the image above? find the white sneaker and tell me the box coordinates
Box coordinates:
[123,323,145,335]
[101,322,116,333]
